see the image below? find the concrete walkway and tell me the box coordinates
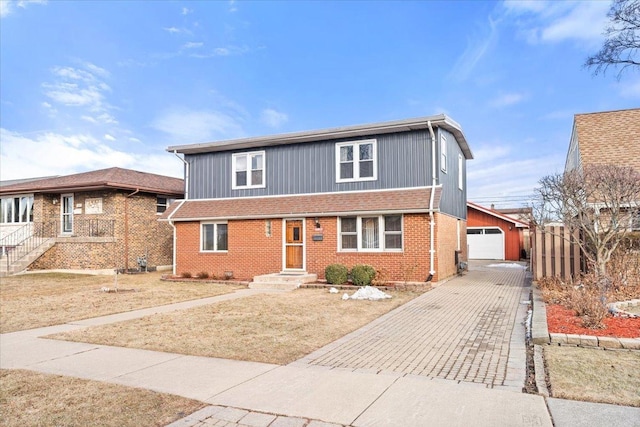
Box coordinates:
[2,264,637,426]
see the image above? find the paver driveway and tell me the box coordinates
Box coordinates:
[292,262,531,389]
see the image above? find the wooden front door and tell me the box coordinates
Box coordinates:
[285,219,304,269]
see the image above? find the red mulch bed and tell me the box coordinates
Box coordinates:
[547,304,640,338]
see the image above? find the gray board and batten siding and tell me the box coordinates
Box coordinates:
[437,128,468,220]
[185,128,468,219]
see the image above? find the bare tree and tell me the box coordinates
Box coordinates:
[534,164,640,280]
[585,0,640,78]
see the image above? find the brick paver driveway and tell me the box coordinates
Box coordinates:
[293,262,531,389]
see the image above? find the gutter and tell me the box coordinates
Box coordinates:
[427,121,437,279]
[173,151,189,200]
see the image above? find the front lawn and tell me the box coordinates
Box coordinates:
[48,288,425,365]
[0,272,243,333]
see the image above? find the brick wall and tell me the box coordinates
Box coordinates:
[435,212,466,281]
[174,214,439,283]
[30,190,174,271]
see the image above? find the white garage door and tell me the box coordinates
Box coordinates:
[467,227,504,260]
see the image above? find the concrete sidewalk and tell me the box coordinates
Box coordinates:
[2,266,638,426]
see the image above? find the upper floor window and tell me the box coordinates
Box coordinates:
[201,222,228,252]
[440,134,447,173]
[233,151,265,189]
[336,139,377,182]
[0,195,33,223]
[156,196,175,214]
[339,215,402,252]
[458,154,463,190]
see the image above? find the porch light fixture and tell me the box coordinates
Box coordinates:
[314,217,321,228]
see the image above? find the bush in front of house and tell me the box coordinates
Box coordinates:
[196,271,210,279]
[325,264,348,285]
[351,264,376,287]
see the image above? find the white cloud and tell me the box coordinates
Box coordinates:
[190,45,249,59]
[489,92,528,108]
[163,27,181,34]
[42,62,116,124]
[182,41,203,49]
[129,137,141,143]
[229,0,237,13]
[260,109,288,128]
[0,128,183,180]
[151,108,245,143]
[502,0,611,46]
[181,7,192,15]
[449,16,498,81]
[1,0,46,18]
[104,134,116,141]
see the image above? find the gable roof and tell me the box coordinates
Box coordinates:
[467,202,529,228]
[161,187,442,221]
[167,114,473,160]
[572,108,640,171]
[0,167,184,196]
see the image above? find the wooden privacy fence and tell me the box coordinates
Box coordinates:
[531,225,583,281]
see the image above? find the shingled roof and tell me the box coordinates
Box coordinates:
[0,167,184,196]
[161,187,442,221]
[573,108,640,171]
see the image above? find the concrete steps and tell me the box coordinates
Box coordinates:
[249,272,318,290]
[0,238,55,277]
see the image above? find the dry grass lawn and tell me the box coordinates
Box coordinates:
[49,288,425,365]
[0,272,244,333]
[0,369,205,427]
[544,345,640,407]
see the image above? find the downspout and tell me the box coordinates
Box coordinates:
[167,200,186,276]
[124,188,140,271]
[173,150,189,200]
[427,121,437,279]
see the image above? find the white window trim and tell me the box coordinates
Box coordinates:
[200,221,229,252]
[232,151,266,190]
[335,139,378,183]
[0,194,34,224]
[458,154,463,190]
[338,215,403,252]
[440,134,447,173]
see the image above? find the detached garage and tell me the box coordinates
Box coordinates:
[467,202,529,261]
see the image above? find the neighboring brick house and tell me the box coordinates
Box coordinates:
[467,202,529,261]
[162,115,473,283]
[0,167,184,274]
[565,108,640,231]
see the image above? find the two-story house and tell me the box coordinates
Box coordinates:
[162,115,473,284]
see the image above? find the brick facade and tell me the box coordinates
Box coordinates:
[29,190,174,271]
[174,213,465,283]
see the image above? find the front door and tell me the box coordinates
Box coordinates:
[284,219,304,270]
[61,194,74,234]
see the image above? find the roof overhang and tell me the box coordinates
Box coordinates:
[467,201,530,228]
[167,114,473,159]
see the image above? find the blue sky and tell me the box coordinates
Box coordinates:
[1,0,638,208]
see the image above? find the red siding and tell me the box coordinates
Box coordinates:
[467,207,523,261]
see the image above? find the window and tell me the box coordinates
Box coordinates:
[440,134,447,173]
[156,197,175,214]
[1,195,33,223]
[201,222,228,252]
[339,215,402,251]
[336,139,377,182]
[232,151,265,189]
[458,154,463,190]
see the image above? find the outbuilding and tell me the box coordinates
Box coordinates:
[466,202,529,261]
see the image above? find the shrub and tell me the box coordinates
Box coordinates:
[570,272,609,329]
[325,264,348,285]
[180,272,192,278]
[351,264,376,287]
[371,268,389,287]
[196,271,210,279]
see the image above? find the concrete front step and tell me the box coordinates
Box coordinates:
[249,272,318,290]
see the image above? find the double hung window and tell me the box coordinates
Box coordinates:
[339,215,402,251]
[233,151,265,189]
[336,139,377,182]
[440,134,447,173]
[201,222,228,252]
